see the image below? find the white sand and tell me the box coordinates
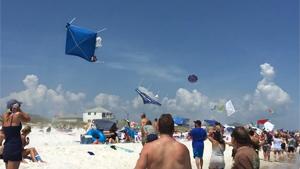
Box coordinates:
[0,128,298,169]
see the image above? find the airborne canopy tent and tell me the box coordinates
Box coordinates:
[65,23,98,62]
[135,88,161,106]
[173,117,189,126]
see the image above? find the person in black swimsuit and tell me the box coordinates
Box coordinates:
[2,99,30,169]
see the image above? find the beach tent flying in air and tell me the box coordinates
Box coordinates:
[65,18,105,62]
[188,74,198,83]
[225,100,236,116]
[135,88,161,106]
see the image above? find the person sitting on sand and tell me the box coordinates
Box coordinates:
[0,129,5,159]
[134,114,192,169]
[21,126,44,162]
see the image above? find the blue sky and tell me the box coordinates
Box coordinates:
[1,0,299,129]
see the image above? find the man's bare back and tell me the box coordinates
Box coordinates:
[135,135,192,169]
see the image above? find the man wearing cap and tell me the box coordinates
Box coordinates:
[189,120,207,169]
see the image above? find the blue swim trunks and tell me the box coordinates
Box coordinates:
[193,143,204,158]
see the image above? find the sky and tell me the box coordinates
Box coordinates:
[0,0,299,129]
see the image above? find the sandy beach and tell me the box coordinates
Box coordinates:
[0,128,299,169]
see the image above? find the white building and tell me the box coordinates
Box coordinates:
[83,107,114,122]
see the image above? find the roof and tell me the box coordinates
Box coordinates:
[84,107,111,113]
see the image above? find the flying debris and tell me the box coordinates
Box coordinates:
[266,108,274,114]
[264,121,275,132]
[65,18,105,62]
[257,119,268,125]
[211,104,225,113]
[188,74,198,83]
[225,100,236,116]
[135,88,161,106]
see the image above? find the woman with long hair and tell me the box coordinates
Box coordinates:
[208,129,225,169]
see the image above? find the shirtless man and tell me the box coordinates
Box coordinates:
[135,114,192,169]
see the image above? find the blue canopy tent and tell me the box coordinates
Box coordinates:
[173,117,189,126]
[65,22,98,62]
[203,120,219,126]
[135,88,161,106]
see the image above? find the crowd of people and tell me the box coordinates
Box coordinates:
[259,128,299,162]
[1,99,299,169]
[135,113,300,169]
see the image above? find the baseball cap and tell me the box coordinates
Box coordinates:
[6,99,22,109]
[194,120,202,126]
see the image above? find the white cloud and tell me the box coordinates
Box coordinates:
[94,93,121,111]
[260,63,275,80]
[162,88,209,113]
[242,63,290,117]
[0,63,292,127]
[0,75,86,116]
[23,74,39,89]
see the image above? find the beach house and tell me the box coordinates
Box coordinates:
[83,107,114,122]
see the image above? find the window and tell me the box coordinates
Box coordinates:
[102,113,105,118]
[94,112,96,115]
[88,112,91,115]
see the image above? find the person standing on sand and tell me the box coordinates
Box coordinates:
[140,113,148,146]
[2,99,31,169]
[208,128,225,169]
[189,120,207,169]
[134,114,192,169]
[231,127,259,169]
